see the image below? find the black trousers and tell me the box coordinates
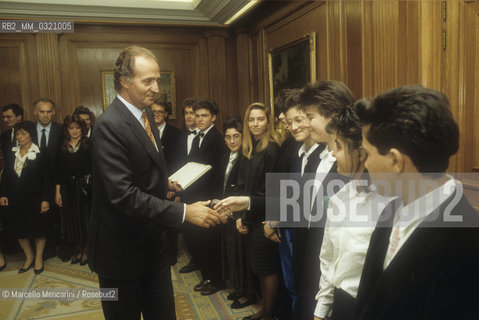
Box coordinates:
[331,288,355,320]
[98,259,176,320]
[183,222,222,284]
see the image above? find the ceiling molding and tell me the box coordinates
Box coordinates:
[0,0,262,26]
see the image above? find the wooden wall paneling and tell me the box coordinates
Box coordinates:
[361,0,374,98]
[442,0,465,174]
[0,34,38,124]
[203,30,229,131]
[235,31,251,114]
[325,1,347,81]
[373,1,399,95]
[344,0,363,98]
[225,35,239,120]
[418,0,443,91]
[35,34,63,121]
[405,1,420,86]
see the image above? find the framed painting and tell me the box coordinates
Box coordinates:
[268,32,317,116]
[101,70,177,119]
[101,71,115,110]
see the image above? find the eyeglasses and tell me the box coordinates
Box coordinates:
[225,134,241,141]
[153,110,166,115]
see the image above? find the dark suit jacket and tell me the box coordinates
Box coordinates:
[1,128,15,163]
[183,125,227,203]
[0,147,50,205]
[216,152,242,198]
[88,97,184,281]
[354,192,479,320]
[160,122,182,175]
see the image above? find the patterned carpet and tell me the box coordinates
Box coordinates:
[0,237,258,319]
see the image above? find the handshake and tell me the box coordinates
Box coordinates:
[184,196,250,228]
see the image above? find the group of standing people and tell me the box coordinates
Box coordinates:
[1,44,478,320]
[0,101,95,274]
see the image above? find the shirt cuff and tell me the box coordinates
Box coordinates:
[182,204,186,223]
[247,197,251,211]
[314,301,331,319]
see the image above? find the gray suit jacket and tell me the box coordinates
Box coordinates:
[88,97,184,280]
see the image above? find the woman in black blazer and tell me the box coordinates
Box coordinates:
[218,117,256,309]
[236,103,281,320]
[0,121,50,274]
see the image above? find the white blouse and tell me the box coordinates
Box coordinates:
[12,143,41,177]
[314,180,394,318]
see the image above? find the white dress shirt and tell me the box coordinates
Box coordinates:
[383,177,457,269]
[298,143,320,176]
[157,122,166,139]
[311,145,336,210]
[198,124,214,148]
[315,181,394,318]
[224,151,238,192]
[186,128,199,155]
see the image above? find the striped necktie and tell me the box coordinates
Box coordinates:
[141,111,157,148]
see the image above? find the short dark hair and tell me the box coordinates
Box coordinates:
[193,99,219,116]
[223,116,243,134]
[114,46,158,92]
[275,89,302,115]
[13,120,35,138]
[2,103,24,118]
[357,85,459,176]
[299,80,355,118]
[73,105,96,127]
[153,97,172,118]
[326,102,362,151]
[182,98,196,115]
[34,98,55,110]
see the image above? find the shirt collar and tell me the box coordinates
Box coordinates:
[396,176,456,226]
[200,124,214,137]
[158,122,166,132]
[37,122,52,132]
[117,95,144,124]
[298,142,320,159]
[320,144,332,160]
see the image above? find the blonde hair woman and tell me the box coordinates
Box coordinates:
[235,103,280,320]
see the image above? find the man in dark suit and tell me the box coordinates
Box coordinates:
[150,98,182,175]
[150,98,182,265]
[31,98,64,260]
[182,99,227,295]
[88,46,222,320]
[353,85,479,320]
[1,103,24,161]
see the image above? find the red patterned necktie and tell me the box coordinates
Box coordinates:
[141,111,157,148]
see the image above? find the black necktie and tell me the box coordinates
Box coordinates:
[199,132,205,138]
[40,128,47,152]
[187,130,196,135]
[11,129,15,145]
[190,134,200,156]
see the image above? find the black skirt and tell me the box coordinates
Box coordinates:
[246,223,280,276]
[9,201,48,239]
[60,178,89,244]
[222,219,255,294]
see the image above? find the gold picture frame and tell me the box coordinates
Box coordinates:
[101,70,177,119]
[268,32,317,116]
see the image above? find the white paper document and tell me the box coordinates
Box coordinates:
[169,162,212,190]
